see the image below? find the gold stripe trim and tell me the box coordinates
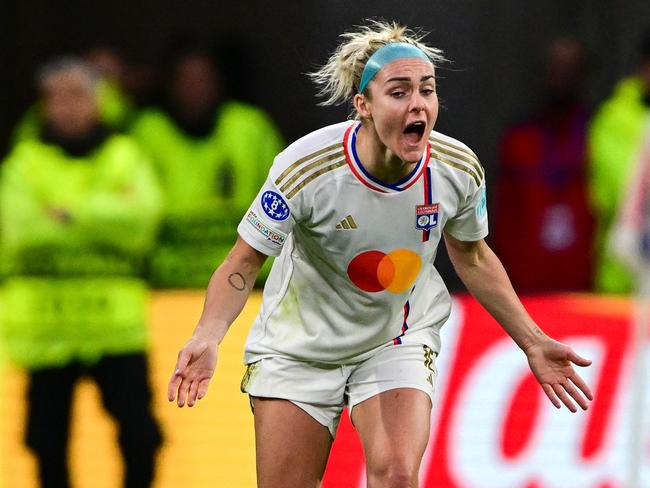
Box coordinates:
[274,143,342,186]
[240,363,256,393]
[432,151,481,186]
[346,215,357,229]
[341,219,350,229]
[286,159,346,199]
[279,150,344,192]
[429,141,484,179]
[423,345,434,373]
[429,135,480,164]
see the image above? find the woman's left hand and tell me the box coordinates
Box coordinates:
[525,339,593,412]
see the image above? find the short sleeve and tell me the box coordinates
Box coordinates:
[237,175,297,257]
[444,181,489,241]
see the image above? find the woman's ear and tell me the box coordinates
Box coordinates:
[353,93,371,119]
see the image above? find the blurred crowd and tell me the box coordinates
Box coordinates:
[0,40,283,488]
[0,31,649,487]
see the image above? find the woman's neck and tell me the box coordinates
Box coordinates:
[356,124,418,184]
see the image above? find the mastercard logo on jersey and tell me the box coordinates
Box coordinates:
[347,249,422,293]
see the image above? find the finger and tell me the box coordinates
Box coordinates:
[569,373,593,401]
[568,349,592,367]
[187,380,200,407]
[175,348,193,375]
[563,379,589,411]
[542,384,561,409]
[177,377,191,408]
[552,383,577,413]
[197,378,211,400]
[167,373,182,402]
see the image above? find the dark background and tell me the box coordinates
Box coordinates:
[2,0,649,288]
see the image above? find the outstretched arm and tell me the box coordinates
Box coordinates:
[444,232,593,412]
[167,237,267,407]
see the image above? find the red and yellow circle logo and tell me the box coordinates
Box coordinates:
[347,249,422,293]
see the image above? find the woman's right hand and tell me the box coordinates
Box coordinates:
[168,337,218,407]
[166,239,266,407]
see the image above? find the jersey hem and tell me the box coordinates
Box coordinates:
[244,324,441,366]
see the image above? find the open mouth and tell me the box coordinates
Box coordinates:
[403,121,426,143]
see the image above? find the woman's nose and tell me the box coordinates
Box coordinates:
[409,93,425,112]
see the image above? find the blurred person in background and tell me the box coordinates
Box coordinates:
[610,123,650,277]
[0,58,163,488]
[130,40,284,288]
[588,30,650,294]
[11,45,135,144]
[494,37,595,292]
[83,45,136,127]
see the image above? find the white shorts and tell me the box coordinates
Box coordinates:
[240,343,437,438]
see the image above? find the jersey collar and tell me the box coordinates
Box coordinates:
[343,122,430,193]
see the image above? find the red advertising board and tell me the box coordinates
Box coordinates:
[321,294,649,488]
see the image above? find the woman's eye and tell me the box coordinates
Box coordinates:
[391,91,405,98]
[421,88,435,96]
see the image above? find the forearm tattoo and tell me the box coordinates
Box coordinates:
[228,272,247,291]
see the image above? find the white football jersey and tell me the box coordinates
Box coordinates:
[238,121,488,364]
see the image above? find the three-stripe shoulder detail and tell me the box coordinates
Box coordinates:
[274,143,346,199]
[429,135,484,186]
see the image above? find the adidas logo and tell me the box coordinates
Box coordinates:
[336,215,358,230]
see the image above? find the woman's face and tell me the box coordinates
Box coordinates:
[356,58,438,163]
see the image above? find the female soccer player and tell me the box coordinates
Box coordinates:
[168,21,593,487]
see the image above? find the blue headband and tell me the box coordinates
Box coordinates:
[358,42,431,94]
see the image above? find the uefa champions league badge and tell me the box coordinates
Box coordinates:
[261,190,290,221]
[416,203,439,230]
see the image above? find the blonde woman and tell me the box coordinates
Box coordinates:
[169,21,593,487]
